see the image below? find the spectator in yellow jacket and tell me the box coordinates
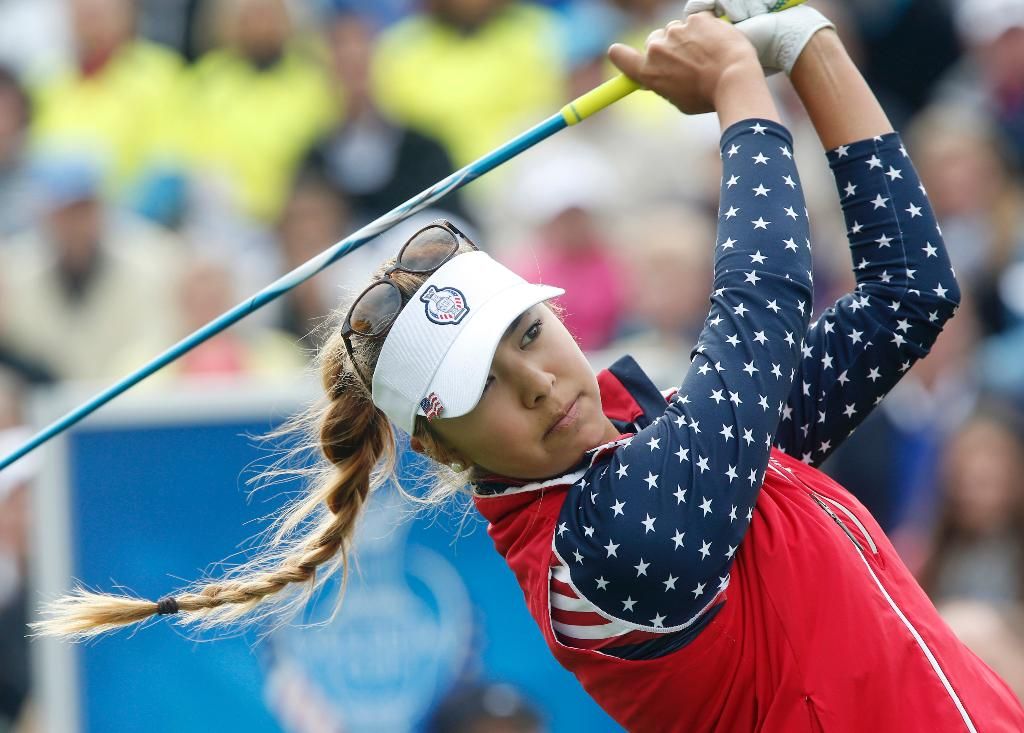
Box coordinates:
[186,0,338,223]
[371,0,566,168]
[29,0,187,209]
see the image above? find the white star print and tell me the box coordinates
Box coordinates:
[622,596,636,611]
[672,529,685,548]
[868,367,881,382]
[692,582,706,598]
[644,472,659,490]
[844,403,857,418]
[573,549,584,563]
[752,217,770,229]
[675,446,689,463]
[663,575,677,591]
[729,505,738,522]
[724,206,739,219]
[729,391,742,406]
[611,499,625,517]
[906,203,922,217]
[767,299,781,313]
[699,497,713,516]
[710,389,725,404]
[835,144,849,157]
[923,242,937,257]
[727,144,740,157]
[885,165,902,180]
[635,559,650,576]
[699,540,712,559]
[725,465,738,482]
[721,237,737,249]
[605,540,619,557]
[720,424,734,441]
[780,145,792,158]
[783,237,798,251]
[734,302,749,317]
[745,271,761,285]
[850,221,864,234]
[753,183,770,196]
[876,233,893,247]
[751,122,767,134]
[849,328,863,344]
[867,154,882,169]
[616,464,628,479]
[783,174,796,188]
[696,456,710,473]
[750,250,767,264]
[674,486,687,505]
[596,577,609,590]
[934,284,948,298]
[871,193,889,209]
[752,152,769,165]
[647,436,661,451]
[844,181,857,197]
[726,174,740,187]
[785,206,799,219]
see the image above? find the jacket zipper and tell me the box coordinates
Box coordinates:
[809,493,978,732]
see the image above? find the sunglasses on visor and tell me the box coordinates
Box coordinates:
[341,220,479,390]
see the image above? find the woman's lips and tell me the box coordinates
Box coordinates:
[546,396,580,438]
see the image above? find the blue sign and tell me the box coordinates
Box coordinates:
[33,389,622,733]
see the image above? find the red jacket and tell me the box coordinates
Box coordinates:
[473,365,1024,732]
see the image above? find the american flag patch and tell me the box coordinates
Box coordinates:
[420,392,444,421]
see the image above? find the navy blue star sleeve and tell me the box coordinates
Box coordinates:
[773,134,961,465]
[554,120,813,632]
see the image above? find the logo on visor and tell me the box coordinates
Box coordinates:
[420,286,469,326]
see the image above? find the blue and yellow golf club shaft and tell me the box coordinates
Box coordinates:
[0,0,806,471]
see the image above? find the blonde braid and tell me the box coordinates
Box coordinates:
[34,240,476,641]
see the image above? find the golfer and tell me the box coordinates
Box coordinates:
[40,5,1024,731]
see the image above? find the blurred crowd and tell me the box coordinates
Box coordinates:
[1,0,1024,729]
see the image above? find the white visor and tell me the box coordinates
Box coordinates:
[371,251,563,434]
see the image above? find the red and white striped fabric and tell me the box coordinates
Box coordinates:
[549,560,668,652]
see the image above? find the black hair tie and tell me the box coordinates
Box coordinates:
[156,597,179,616]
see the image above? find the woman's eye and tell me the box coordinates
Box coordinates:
[521,319,542,348]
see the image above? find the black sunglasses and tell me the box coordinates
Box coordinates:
[341,220,478,390]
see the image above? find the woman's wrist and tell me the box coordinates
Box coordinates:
[789,28,892,149]
[712,59,781,131]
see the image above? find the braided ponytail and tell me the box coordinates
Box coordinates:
[34,241,476,641]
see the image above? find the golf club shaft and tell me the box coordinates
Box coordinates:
[1,0,810,470]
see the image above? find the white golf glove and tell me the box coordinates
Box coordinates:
[732,5,835,75]
[683,0,788,23]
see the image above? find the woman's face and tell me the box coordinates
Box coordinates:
[429,305,620,480]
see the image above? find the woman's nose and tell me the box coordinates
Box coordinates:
[520,363,555,408]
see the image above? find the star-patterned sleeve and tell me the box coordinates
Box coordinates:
[553,120,813,632]
[773,133,961,466]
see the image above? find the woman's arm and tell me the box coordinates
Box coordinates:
[789,30,892,147]
[772,31,961,464]
[553,16,813,635]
